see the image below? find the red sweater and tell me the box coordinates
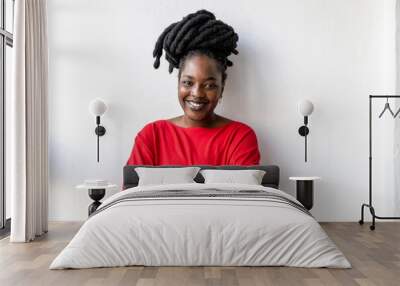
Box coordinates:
[126,119,260,166]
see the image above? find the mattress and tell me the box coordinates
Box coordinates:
[50,183,351,269]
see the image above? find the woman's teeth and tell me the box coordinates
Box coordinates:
[186,101,207,111]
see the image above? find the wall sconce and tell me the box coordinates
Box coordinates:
[298,99,314,162]
[89,98,107,162]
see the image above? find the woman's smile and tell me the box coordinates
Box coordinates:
[185,99,209,111]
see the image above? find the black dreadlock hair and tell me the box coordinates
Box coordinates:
[152,9,239,84]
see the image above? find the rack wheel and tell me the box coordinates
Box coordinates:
[358,220,364,225]
[370,225,375,231]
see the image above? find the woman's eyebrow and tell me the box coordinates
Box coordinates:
[182,75,217,81]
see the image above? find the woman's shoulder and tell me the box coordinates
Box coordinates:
[223,119,258,143]
[138,119,177,135]
[223,118,255,133]
[138,119,167,132]
[230,120,253,129]
[133,120,168,144]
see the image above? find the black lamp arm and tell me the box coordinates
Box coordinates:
[298,116,310,162]
[94,116,106,162]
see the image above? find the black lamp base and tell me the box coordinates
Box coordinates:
[296,181,313,210]
[88,188,106,216]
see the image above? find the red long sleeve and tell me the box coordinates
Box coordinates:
[227,128,260,165]
[126,134,154,165]
[126,119,260,166]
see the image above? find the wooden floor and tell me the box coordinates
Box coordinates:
[0,222,399,286]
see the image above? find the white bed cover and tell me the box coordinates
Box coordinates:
[50,183,351,269]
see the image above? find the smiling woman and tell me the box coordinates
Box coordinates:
[126,9,260,166]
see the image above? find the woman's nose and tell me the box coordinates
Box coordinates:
[191,85,205,98]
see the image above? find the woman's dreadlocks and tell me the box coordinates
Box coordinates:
[152,9,239,82]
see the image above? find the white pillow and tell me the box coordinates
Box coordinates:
[135,167,201,186]
[200,169,266,185]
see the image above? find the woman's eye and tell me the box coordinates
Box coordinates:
[205,83,217,89]
[181,81,217,89]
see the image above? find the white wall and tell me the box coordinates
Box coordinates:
[47,0,397,221]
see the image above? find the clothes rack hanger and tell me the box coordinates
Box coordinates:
[360,95,400,230]
[378,97,394,118]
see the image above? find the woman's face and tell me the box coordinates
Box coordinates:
[178,55,224,122]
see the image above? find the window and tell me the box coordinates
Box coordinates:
[0,0,13,235]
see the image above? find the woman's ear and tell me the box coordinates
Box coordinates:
[218,90,224,103]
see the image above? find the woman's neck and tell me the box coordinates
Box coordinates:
[181,113,218,128]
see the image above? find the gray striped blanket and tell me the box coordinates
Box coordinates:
[90,188,312,218]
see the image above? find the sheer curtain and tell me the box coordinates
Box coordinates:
[395,0,400,216]
[9,0,49,242]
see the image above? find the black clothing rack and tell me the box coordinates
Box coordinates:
[359,95,400,230]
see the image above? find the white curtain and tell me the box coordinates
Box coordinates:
[395,0,400,217]
[9,0,49,242]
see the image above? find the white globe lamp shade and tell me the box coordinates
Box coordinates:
[89,98,107,116]
[298,100,314,116]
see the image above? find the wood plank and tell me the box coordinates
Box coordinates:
[0,222,399,286]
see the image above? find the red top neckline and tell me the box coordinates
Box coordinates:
[126,119,261,166]
[162,119,237,130]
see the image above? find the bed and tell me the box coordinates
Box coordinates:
[50,165,350,269]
